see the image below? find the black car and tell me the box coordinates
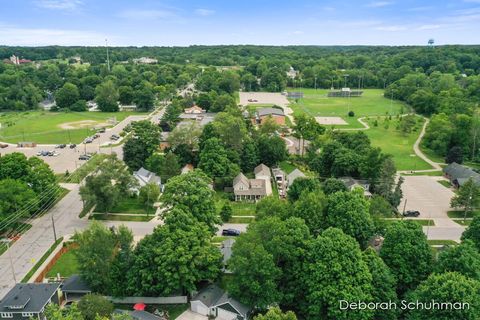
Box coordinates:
[69,144,77,149]
[403,210,420,217]
[79,154,91,160]
[55,144,66,149]
[221,229,241,236]
[98,128,106,133]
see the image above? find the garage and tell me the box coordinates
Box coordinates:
[216,307,238,320]
[190,300,209,316]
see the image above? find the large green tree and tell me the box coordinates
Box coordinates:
[436,240,480,280]
[380,221,433,295]
[461,216,480,252]
[254,307,298,320]
[451,178,480,222]
[78,294,114,320]
[95,80,119,112]
[123,120,162,170]
[55,82,80,109]
[127,209,222,296]
[406,272,480,320]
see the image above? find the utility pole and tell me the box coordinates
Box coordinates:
[402,198,408,215]
[51,211,57,242]
[105,39,110,72]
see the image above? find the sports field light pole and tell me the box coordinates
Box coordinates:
[0,239,16,283]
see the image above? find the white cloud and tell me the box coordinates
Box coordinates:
[33,0,83,10]
[195,9,215,16]
[366,1,394,8]
[117,9,176,20]
[375,25,407,31]
[417,24,441,30]
[0,25,108,46]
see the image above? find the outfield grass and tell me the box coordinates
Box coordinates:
[364,117,433,171]
[288,88,407,128]
[46,249,78,278]
[0,111,145,144]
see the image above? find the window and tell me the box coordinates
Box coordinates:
[22,312,35,317]
[0,312,13,318]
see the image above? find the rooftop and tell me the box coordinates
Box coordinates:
[0,283,60,313]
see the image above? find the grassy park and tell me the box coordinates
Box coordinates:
[363,117,433,171]
[288,88,407,128]
[0,110,145,144]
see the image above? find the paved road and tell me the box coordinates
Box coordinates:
[399,175,465,241]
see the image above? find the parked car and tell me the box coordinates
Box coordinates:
[221,229,241,236]
[83,137,93,144]
[403,210,420,217]
[55,144,66,149]
[97,128,106,133]
[92,134,100,139]
[69,144,77,149]
[110,134,120,141]
[0,143,8,148]
[79,154,91,160]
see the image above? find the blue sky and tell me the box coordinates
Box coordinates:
[0,0,479,46]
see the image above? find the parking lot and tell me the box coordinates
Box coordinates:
[0,115,146,173]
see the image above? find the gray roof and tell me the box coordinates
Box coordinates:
[233,173,249,187]
[287,169,306,186]
[234,179,268,196]
[178,113,216,126]
[443,162,480,186]
[62,275,91,293]
[192,284,225,307]
[134,167,161,186]
[0,283,60,313]
[192,285,251,318]
[257,107,284,117]
[114,310,163,320]
[254,164,271,177]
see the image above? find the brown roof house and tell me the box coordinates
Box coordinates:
[233,164,272,202]
[253,107,286,126]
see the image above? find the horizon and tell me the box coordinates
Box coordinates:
[1,0,480,46]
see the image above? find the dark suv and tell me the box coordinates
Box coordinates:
[403,210,420,217]
[221,229,241,236]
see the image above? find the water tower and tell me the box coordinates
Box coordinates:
[428,38,435,46]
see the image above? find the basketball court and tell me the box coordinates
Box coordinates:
[315,116,348,125]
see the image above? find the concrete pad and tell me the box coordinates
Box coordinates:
[315,116,348,125]
[176,310,208,320]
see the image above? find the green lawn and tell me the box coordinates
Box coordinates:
[437,180,452,188]
[288,88,407,129]
[109,197,154,215]
[46,249,79,278]
[428,240,458,246]
[401,170,443,177]
[227,217,255,223]
[279,160,297,174]
[364,117,433,171]
[89,214,153,222]
[21,237,63,283]
[453,220,472,226]
[0,111,145,144]
[383,219,435,226]
[447,210,478,219]
[419,144,445,164]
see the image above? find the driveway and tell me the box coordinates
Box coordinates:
[399,175,465,241]
[176,310,207,320]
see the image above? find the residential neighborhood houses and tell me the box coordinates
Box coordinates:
[1,43,479,320]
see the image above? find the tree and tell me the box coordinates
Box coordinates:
[123,120,162,170]
[55,82,80,109]
[254,307,297,320]
[445,146,463,164]
[145,152,181,181]
[362,248,398,320]
[44,303,83,320]
[293,114,325,155]
[292,191,327,234]
[199,138,238,177]
[302,228,374,320]
[0,179,38,219]
[73,222,118,294]
[406,272,480,320]
[241,139,259,172]
[324,190,375,248]
[212,112,248,152]
[109,225,135,297]
[0,152,30,180]
[139,183,160,215]
[161,170,220,233]
[451,178,480,222]
[95,80,119,112]
[134,86,155,110]
[167,121,202,150]
[127,209,222,296]
[255,196,291,220]
[26,156,60,205]
[380,221,433,294]
[287,177,321,202]
[322,178,348,195]
[257,135,287,166]
[78,293,114,320]
[461,216,480,251]
[436,240,480,280]
[118,85,134,105]
[220,202,233,222]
